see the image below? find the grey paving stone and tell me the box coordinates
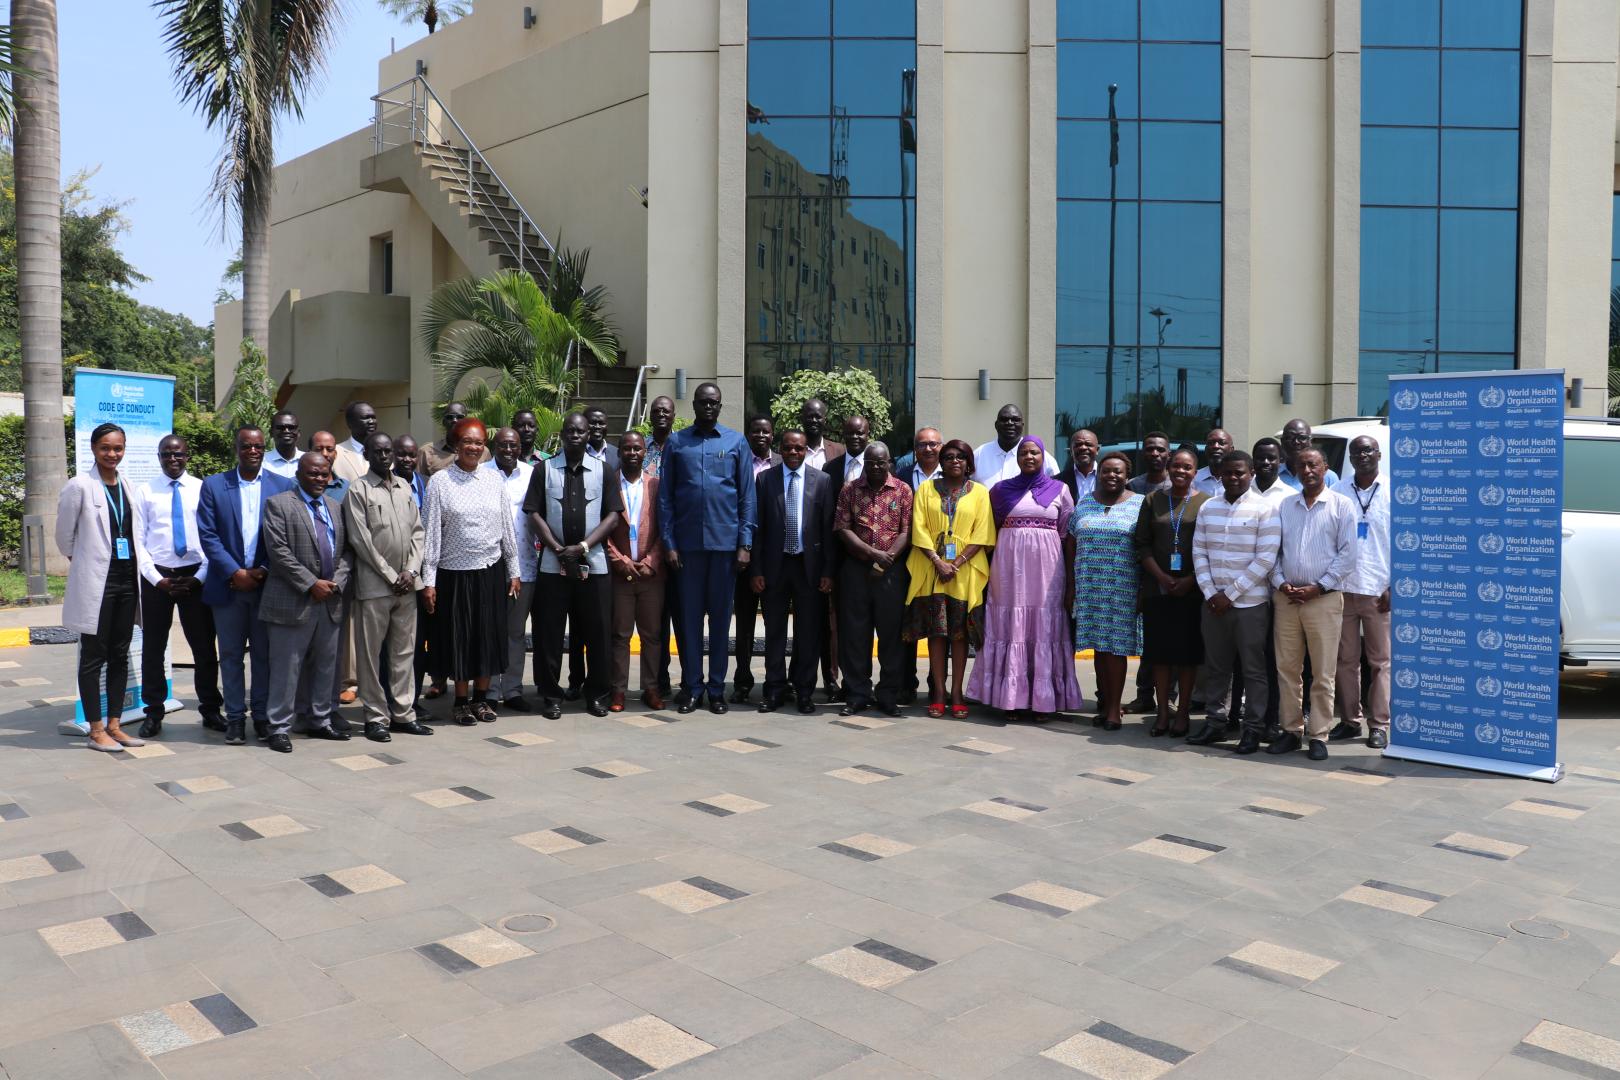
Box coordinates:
[1357,989,1542,1079]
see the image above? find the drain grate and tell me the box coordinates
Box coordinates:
[1508,919,1568,941]
[500,913,557,935]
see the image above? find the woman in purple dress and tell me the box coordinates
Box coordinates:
[966,437,1084,722]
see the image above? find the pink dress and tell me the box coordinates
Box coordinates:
[965,489,1085,713]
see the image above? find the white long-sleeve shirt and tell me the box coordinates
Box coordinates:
[1330,475,1390,596]
[135,473,207,586]
[1270,488,1359,591]
[1192,489,1281,608]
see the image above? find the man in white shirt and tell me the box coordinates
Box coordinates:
[975,404,1058,484]
[263,411,302,479]
[1328,435,1391,749]
[1188,451,1280,754]
[483,428,538,710]
[1193,428,1232,497]
[333,401,375,484]
[135,435,224,739]
[799,397,842,472]
[1249,437,1292,508]
[1267,448,1359,761]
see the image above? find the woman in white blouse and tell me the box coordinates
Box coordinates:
[422,418,521,726]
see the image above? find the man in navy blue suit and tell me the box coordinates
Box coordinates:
[198,426,295,745]
[752,429,836,715]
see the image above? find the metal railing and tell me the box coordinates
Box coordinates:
[626,363,659,432]
[371,75,554,283]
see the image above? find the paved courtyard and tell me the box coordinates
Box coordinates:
[2,637,1620,1080]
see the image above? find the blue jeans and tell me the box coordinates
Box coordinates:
[674,551,738,699]
[212,591,270,725]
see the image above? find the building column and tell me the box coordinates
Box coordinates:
[1327,0,1361,418]
[1028,0,1057,445]
[713,0,747,402]
[1221,0,1253,442]
[913,0,945,439]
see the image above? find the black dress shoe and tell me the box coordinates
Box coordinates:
[1233,730,1262,755]
[1261,723,1284,744]
[1225,718,1241,734]
[827,686,847,703]
[200,711,227,732]
[878,703,902,717]
[587,700,610,718]
[390,719,434,736]
[729,683,752,704]
[1368,729,1389,749]
[563,685,583,702]
[1327,720,1362,742]
[797,699,818,715]
[839,701,868,717]
[364,721,392,743]
[1265,731,1303,755]
[308,725,351,741]
[267,734,293,753]
[900,690,918,706]
[540,701,563,720]
[1124,696,1156,714]
[330,714,353,734]
[1185,722,1226,746]
[254,720,270,742]
[1307,739,1329,761]
[675,690,697,714]
[502,697,533,713]
[758,695,783,714]
[225,720,246,746]
[138,715,163,740]
[708,698,728,715]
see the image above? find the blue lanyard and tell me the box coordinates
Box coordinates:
[105,481,126,535]
[1168,493,1190,549]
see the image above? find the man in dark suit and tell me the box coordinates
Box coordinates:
[583,406,621,474]
[753,429,836,714]
[198,426,295,746]
[1055,428,1099,503]
[259,453,354,753]
[817,414,870,701]
[799,397,844,472]
[730,415,781,702]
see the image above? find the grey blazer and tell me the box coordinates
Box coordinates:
[259,488,352,626]
[55,473,147,635]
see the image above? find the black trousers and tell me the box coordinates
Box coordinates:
[732,570,760,690]
[140,571,223,720]
[762,555,822,698]
[655,573,680,694]
[837,559,907,708]
[534,571,612,704]
[79,581,138,726]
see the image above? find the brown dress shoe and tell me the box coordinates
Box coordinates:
[641,690,665,711]
[610,692,626,712]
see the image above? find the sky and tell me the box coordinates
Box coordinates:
[58,2,425,326]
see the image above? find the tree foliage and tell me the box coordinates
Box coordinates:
[768,366,894,440]
[222,339,274,434]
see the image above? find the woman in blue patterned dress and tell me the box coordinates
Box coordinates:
[1064,452,1143,731]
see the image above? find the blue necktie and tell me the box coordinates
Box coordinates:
[171,479,188,558]
[785,470,801,554]
[309,498,335,579]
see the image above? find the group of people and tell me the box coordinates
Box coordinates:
[57,386,1390,764]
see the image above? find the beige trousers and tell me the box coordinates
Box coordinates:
[1273,589,1344,740]
[353,591,418,727]
[1336,591,1391,732]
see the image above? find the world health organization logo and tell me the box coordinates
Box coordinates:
[1477,385,1506,408]
[1394,713,1419,735]
[1476,581,1504,603]
[1475,721,1501,745]
[1394,484,1420,506]
[1478,484,1505,507]
[1393,388,1420,412]
[1395,669,1419,690]
[1395,578,1420,598]
[1475,675,1502,697]
[1478,435,1505,457]
[1395,531,1420,552]
[1477,533,1505,555]
[1476,628,1503,650]
[1394,437,1420,459]
[1395,623,1419,645]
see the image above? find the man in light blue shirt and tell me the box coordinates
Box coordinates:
[1278,418,1340,490]
[656,383,757,713]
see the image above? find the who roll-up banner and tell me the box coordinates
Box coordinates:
[70,368,179,731]
[1384,368,1564,782]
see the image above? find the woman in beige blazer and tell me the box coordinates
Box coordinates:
[56,422,147,751]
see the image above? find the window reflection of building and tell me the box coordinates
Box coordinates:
[745,0,916,435]
[1054,0,1223,448]
[1359,0,1522,416]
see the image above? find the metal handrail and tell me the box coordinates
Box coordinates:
[626,363,659,432]
[371,75,555,283]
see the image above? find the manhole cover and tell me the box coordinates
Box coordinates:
[1509,919,1568,940]
[501,913,557,934]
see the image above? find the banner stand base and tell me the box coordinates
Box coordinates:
[1383,745,1563,783]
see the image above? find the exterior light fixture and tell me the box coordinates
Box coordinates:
[523,6,536,29]
[675,368,687,400]
[977,369,989,401]
[1281,373,1295,405]
[1568,377,1583,409]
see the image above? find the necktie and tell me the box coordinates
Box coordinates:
[785,470,801,554]
[309,498,335,579]
[171,479,188,558]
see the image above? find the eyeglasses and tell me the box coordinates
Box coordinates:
[916,440,941,449]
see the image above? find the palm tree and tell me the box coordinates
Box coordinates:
[379,0,469,35]
[11,0,69,573]
[420,268,619,411]
[155,0,344,353]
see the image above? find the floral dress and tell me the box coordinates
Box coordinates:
[1066,492,1144,656]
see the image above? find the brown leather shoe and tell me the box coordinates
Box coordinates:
[338,687,358,705]
[610,692,626,712]
[641,690,665,711]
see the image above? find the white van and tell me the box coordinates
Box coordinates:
[1311,415,1620,672]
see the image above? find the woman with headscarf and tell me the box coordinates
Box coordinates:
[421,417,521,726]
[966,437,1084,722]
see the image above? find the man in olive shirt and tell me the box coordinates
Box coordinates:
[344,433,433,741]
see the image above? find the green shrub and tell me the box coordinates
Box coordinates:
[768,367,893,440]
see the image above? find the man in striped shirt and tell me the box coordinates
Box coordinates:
[1190,452,1281,753]
[1267,448,1359,760]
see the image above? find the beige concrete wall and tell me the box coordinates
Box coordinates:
[213,300,243,405]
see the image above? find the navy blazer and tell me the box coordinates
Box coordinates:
[752,464,837,586]
[197,467,296,607]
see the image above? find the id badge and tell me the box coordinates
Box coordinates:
[1357,521,1369,540]
[944,541,957,562]
[114,538,131,560]
[1169,552,1183,572]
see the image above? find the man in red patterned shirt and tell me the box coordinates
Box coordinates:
[833,442,913,718]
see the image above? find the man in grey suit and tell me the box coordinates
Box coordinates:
[260,454,353,753]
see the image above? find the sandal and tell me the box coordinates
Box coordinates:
[950,704,969,719]
[927,702,946,719]
[474,700,497,723]
[453,704,477,726]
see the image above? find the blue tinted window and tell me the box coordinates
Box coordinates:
[1140,45,1221,119]
[1360,207,1438,352]
[1364,0,1438,46]
[1362,50,1438,126]
[749,0,829,36]
[1057,43,1139,118]
[746,120,831,196]
[1140,122,1220,200]
[1441,51,1519,127]
[833,0,914,38]
[1442,0,1520,47]
[1140,202,1220,346]
[844,120,916,196]
[834,40,916,115]
[1362,128,1437,206]
[1439,129,1518,208]
[748,41,830,115]
[1057,201,1139,346]
[1438,209,1517,352]
[1141,0,1221,42]
[1058,120,1140,199]
[1058,0,1137,40]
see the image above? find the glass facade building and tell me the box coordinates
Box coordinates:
[1359,0,1523,415]
[1054,0,1223,448]
[744,0,917,434]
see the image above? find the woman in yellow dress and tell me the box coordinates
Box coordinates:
[904,439,996,718]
